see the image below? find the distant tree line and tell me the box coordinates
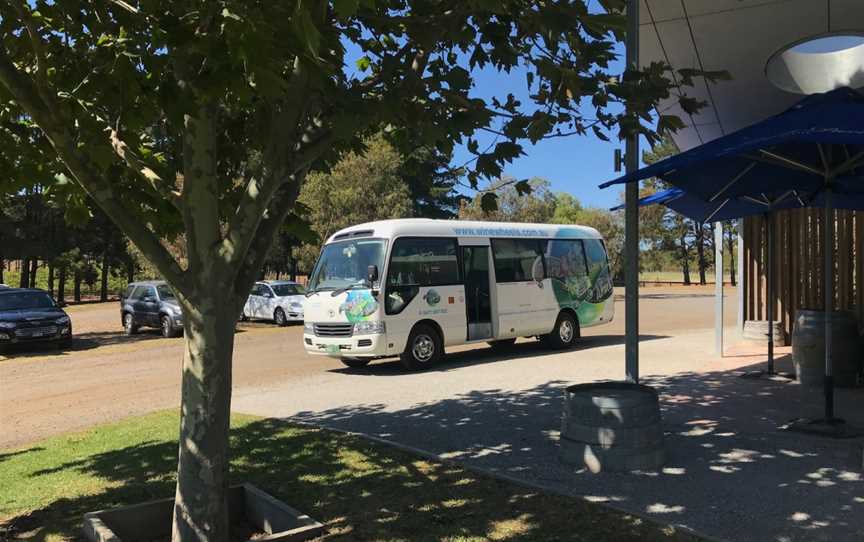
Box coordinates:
[0,187,138,302]
[639,137,737,285]
[3,136,733,296]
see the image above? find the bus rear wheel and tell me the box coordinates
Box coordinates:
[400,323,442,370]
[541,311,579,349]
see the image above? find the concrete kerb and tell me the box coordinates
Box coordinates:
[275,415,724,542]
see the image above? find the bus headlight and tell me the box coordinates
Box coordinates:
[353,321,385,335]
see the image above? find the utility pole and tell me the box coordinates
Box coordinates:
[624,0,640,383]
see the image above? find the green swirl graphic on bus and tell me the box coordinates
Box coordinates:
[424,289,441,307]
[339,290,379,322]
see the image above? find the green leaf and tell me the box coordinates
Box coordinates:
[292,5,321,58]
[591,125,610,142]
[480,192,499,213]
[493,141,523,163]
[678,96,706,116]
[221,8,242,22]
[514,179,532,196]
[334,0,360,19]
[446,67,471,91]
[356,56,371,72]
[657,114,686,134]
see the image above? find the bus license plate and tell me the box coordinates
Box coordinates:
[326,344,340,354]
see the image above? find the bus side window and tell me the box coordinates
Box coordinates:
[385,237,459,314]
[491,239,545,282]
[583,239,613,300]
[545,239,590,299]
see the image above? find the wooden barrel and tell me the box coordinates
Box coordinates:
[559,382,665,473]
[742,320,786,345]
[792,310,861,387]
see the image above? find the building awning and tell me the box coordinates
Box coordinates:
[641,0,864,152]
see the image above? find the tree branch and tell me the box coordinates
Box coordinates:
[222,57,315,269]
[0,43,188,292]
[232,174,305,304]
[107,127,182,209]
[8,1,55,109]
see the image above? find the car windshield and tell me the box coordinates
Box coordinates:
[0,292,56,311]
[157,285,176,300]
[272,284,305,296]
[308,238,387,292]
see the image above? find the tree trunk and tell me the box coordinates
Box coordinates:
[290,257,298,282]
[48,264,55,296]
[101,251,110,302]
[30,259,39,288]
[74,270,82,303]
[680,235,691,285]
[171,291,236,542]
[696,225,707,285]
[20,258,30,288]
[58,265,67,305]
[727,228,737,286]
[0,257,4,284]
[127,259,135,284]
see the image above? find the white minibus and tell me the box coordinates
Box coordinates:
[303,219,614,369]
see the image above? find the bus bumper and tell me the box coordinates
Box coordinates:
[303,333,388,358]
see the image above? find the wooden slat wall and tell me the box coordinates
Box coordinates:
[743,209,864,336]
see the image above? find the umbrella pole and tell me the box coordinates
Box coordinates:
[766,213,775,375]
[823,187,835,421]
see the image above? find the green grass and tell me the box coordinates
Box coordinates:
[0,411,702,542]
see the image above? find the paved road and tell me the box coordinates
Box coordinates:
[10,286,860,541]
[0,286,736,449]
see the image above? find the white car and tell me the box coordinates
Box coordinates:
[242,280,305,326]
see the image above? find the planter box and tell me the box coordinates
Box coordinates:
[83,484,324,542]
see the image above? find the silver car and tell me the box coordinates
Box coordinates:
[241,280,305,326]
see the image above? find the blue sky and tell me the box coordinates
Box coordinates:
[342,0,641,211]
[449,40,633,211]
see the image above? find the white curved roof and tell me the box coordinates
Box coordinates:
[327,219,602,244]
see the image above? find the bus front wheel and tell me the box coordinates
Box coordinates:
[541,312,579,349]
[400,323,442,370]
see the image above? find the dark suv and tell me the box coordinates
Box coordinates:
[120,281,183,338]
[0,288,72,351]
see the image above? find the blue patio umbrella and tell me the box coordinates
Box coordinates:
[610,187,777,222]
[601,87,864,426]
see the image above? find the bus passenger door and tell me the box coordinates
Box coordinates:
[462,246,493,340]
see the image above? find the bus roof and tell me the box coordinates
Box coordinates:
[326,219,602,244]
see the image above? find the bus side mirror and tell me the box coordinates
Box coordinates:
[532,258,545,284]
[366,265,378,295]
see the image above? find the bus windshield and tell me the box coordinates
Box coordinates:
[308,238,387,292]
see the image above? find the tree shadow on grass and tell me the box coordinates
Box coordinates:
[0,447,44,464]
[1,417,697,542]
